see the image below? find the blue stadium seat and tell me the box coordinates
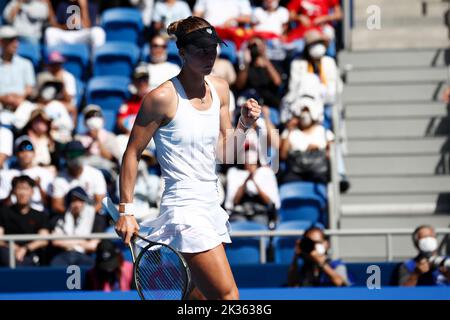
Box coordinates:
[75,78,84,108]
[86,76,130,111]
[45,44,90,80]
[226,221,268,265]
[167,40,182,67]
[141,43,151,62]
[93,41,140,77]
[273,220,312,264]
[268,107,280,126]
[219,40,237,64]
[101,8,144,44]
[17,40,41,70]
[278,182,327,224]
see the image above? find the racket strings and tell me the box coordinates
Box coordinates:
[135,244,188,300]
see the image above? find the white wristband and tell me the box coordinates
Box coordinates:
[119,203,134,216]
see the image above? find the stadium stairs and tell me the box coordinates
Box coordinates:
[336,0,450,261]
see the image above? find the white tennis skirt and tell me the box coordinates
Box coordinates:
[139,179,232,253]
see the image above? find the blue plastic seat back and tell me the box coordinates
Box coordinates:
[86,76,130,111]
[17,40,41,70]
[226,221,268,265]
[219,40,237,64]
[101,8,143,44]
[273,220,312,264]
[93,41,140,77]
[278,182,327,223]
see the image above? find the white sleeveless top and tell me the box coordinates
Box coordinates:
[153,76,220,183]
[140,76,231,253]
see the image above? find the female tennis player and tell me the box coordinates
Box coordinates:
[115,16,261,300]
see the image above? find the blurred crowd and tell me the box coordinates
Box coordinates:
[0,0,448,291]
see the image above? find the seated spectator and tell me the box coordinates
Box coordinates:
[44,0,106,49]
[75,104,121,171]
[152,0,192,35]
[398,225,450,286]
[211,45,237,87]
[117,65,150,135]
[0,136,55,212]
[287,226,350,287]
[225,147,280,227]
[0,175,50,267]
[3,0,54,43]
[286,0,342,43]
[284,30,342,109]
[37,51,77,119]
[21,108,55,167]
[279,98,333,184]
[50,187,105,267]
[251,0,289,38]
[147,35,181,90]
[211,45,237,118]
[50,140,107,215]
[193,0,252,29]
[236,37,282,109]
[0,126,13,169]
[0,26,36,128]
[85,240,134,291]
[116,146,163,222]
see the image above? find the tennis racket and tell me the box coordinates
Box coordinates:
[102,197,191,300]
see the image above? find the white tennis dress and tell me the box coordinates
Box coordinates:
[139,76,231,253]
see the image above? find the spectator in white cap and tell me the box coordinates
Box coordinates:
[75,104,121,171]
[38,51,77,117]
[279,98,334,184]
[0,135,55,212]
[3,0,55,43]
[285,29,342,108]
[0,26,36,128]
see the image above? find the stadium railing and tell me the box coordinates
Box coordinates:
[1,228,450,268]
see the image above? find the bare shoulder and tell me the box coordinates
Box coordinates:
[141,80,177,116]
[207,75,230,104]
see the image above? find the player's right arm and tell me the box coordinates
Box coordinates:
[116,84,175,244]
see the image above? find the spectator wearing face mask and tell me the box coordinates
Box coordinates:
[397,225,450,286]
[225,147,280,228]
[147,35,181,90]
[279,96,333,185]
[117,65,150,135]
[50,186,105,267]
[49,140,107,215]
[0,175,50,267]
[285,30,342,108]
[75,104,121,171]
[287,226,351,287]
[0,136,55,212]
